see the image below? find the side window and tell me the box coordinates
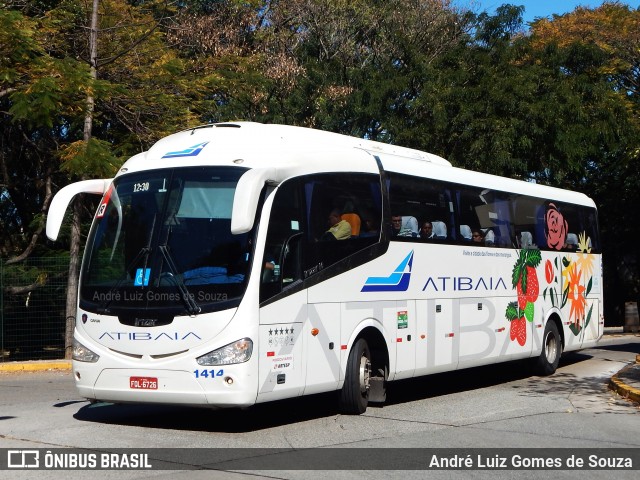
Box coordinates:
[260,179,304,302]
[579,207,600,253]
[260,173,383,303]
[513,195,544,248]
[388,173,454,241]
[513,198,600,253]
[539,201,600,253]
[456,186,514,247]
[303,173,382,274]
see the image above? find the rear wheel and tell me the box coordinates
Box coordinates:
[533,321,562,375]
[339,338,371,414]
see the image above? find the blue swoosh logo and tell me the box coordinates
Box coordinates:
[361,251,413,292]
[162,142,209,158]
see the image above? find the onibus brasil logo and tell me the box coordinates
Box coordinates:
[361,251,413,292]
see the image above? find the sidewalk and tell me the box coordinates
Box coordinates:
[609,354,640,404]
[0,359,71,372]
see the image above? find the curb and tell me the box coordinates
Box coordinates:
[0,360,71,372]
[608,355,640,405]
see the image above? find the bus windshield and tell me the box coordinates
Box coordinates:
[80,166,253,319]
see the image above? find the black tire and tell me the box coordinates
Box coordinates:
[533,321,562,375]
[339,338,371,414]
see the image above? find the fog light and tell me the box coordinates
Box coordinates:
[225,377,234,385]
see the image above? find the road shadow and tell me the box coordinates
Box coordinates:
[591,341,640,355]
[383,352,593,408]
[74,391,341,433]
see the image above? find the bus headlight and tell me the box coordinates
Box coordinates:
[72,339,100,363]
[197,338,253,366]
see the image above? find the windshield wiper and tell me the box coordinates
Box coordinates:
[158,245,201,316]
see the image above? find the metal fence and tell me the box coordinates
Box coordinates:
[1,256,70,362]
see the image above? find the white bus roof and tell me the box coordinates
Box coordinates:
[118,122,450,177]
[117,122,594,208]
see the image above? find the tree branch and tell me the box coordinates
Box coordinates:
[5,174,53,265]
[0,88,17,98]
[3,270,67,295]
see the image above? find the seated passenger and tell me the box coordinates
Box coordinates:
[471,229,484,244]
[360,214,379,238]
[321,208,351,240]
[341,212,361,237]
[564,233,578,251]
[391,215,418,237]
[520,231,533,248]
[420,221,434,240]
[482,228,495,246]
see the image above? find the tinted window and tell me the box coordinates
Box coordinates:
[388,173,454,241]
[456,186,514,247]
[260,173,382,303]
[386,172,600,253]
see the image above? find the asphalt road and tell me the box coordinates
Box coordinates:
[1,334,639,479]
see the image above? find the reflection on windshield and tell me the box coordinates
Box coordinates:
[80,166,252,317]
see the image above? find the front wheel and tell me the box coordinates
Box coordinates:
[533,321,562,375]
[339,339,371,414]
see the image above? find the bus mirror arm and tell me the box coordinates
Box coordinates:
[46,179,113,241]
[231,168,278,235]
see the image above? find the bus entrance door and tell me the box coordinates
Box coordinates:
[257,290,306,403]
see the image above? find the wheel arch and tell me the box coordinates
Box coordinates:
[353,326,389,380]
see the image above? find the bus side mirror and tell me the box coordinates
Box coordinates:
[231,168,277,235]
[46,179,113,241]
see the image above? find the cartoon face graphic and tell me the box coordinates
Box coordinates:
[545,203,567,251]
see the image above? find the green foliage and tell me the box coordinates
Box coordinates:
[0,10,41,84]
[9,57,91,129]
[58,138,121,178]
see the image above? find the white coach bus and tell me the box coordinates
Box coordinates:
[47,122,602,414]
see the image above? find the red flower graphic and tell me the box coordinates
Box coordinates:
[545,259,554,284]
[545,203,567,251]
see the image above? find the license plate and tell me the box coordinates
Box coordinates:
[129,376,158,390]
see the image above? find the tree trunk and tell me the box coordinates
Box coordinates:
[64,200,82,359]
[64,0,99,359]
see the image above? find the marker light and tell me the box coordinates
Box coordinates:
[196,338,253,366]
[72,339,100,363]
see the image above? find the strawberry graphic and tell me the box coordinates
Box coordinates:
[512,249,541,311]
[511,317,527,346]
[505,302,527,346]
[506,302,527,346]
[505,248,542,345]
[516,265,540,309]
